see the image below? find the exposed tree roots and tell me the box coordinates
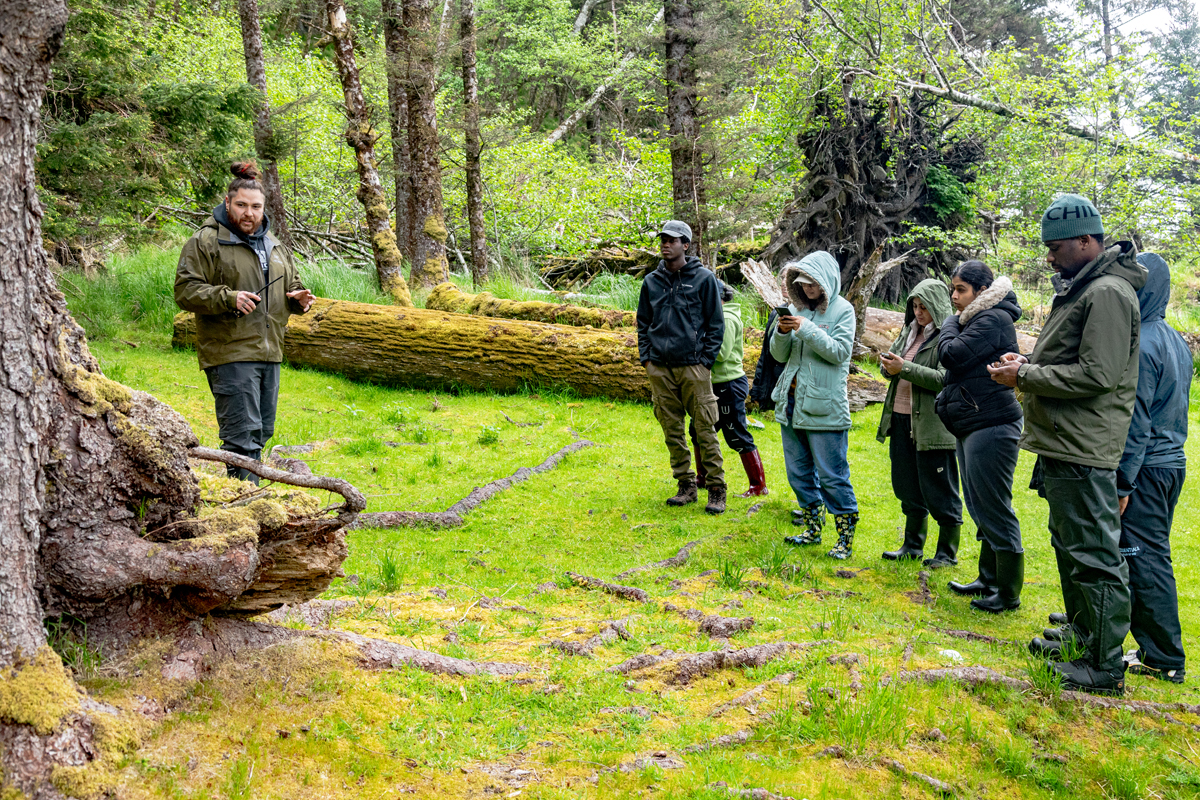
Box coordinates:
[904,570,934,605]
[932,626,1014,646]
[709,673,796,717]
[880,758,957,797]
[684,730,755,753]
[614,540,701,580]
[663,603,755,639]
[352,438,596,529]
[669,640,834,684]
[566,572,649,603]
[827,653,865,692]
[337,630,529,676]
[606,651,676,674]
[708,782,797,800]
[547,619,632,657]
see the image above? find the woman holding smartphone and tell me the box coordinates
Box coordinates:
[770,251,859,560]
[936,261,1025,613]
[876,279,962,568]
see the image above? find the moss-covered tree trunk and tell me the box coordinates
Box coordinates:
[236,0,294,251]
[460,0,488,286]
[664,0,707,251]
[382,0,414,261]
[326,0,414,306]
[405,0,451,290]
[426,281,637,328]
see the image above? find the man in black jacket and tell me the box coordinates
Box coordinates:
[637,220,727,514]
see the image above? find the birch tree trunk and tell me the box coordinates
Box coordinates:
[326,0,415,305]
[405,0,451,290]
[664,0,707,251]
[382,0,414,261]
[236,0,294,250]
[460,0,488,285]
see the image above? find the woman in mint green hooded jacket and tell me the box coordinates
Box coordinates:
[769,251,860,560]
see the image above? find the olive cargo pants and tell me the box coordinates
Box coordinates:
[646,363,725,489]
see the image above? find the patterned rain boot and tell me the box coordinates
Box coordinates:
[826,513,859,560]
[785,501,824,546]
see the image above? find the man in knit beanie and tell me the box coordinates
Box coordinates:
[988,193,1147,695]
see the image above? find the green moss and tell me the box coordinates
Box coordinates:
[90,707,145,755]
[188,507,260,553]
[50,764,116,800]
[0,647,80,735]
[0,787,28,800]
[246,499,288,530]
[422,214,448,244]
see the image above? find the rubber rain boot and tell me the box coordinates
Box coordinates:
[924,524,960,569]
[666,479,698,506]
[785,502,824,546]
[826,513,859,560]
[948,538,996,597]
[882,516,926,561]
[737,449,769,497]
[971,550,1023,613]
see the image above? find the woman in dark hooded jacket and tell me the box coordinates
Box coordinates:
[936,261,1025,614]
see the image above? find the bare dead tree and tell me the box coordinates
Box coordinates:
[664,0,708,250]
[235,0,294,250]
[382,0,414,261]
[325,0,414,305]
[460,0,488,285]
[405,0,451,290]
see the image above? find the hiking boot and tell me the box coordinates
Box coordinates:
[666,479,698,506]
[705,485,727,515]
[1052,658,1125,696]
[1048,612,1069,626]
[948,538,996,597]
[882,517,925,561]
[736,449,769,497]
[971,550,1023,614]
[1028,637,1065,659]
[1125,651,1185,684]
[826,512,859,561]
[923,523,960,569]
[785,501,824,546]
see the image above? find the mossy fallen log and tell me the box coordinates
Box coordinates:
[172,298,886,408]
[426,281,636,329]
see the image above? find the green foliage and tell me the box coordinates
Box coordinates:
[924,164,973,222]
[716,557,750,590]
[477,425,501,445]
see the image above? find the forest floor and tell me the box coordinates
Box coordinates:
[69,322,1200,800]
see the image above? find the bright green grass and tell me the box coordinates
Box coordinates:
[85,329,1200,800]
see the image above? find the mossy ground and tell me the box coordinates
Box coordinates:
[64,328,1200,800]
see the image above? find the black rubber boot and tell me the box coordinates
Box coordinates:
[923,524,960,569]
[826,513,858,560]
[666,479,698,506]
[785,501,824,546]
[1052,658,1125,696]
[1028,637,1065,659]
[948,538,996,596]
[1042,625,1079,643]
[1048,612,1069,626]
[971,550,1023,613]
[705,485,727,515]
[882,517,926,561]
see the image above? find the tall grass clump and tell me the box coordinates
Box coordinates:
[298,259,393,306]
[60,246,179,340]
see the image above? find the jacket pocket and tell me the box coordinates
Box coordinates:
[801,387,834,417]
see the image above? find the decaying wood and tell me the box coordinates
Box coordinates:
[740,258,786,308]
[879,759,956,797]
[173,300,886,407]
[683,729,754,753]
[615,540,701,580]
[844,246,913,357]
[354,438,596,529]
[606,651,676,674]
[708,782,797,800]
[338,630,528,675]
[709,672,795,717]
[548,619,631,657]
[427,281,636,329]
[663,603,755,639]
[566,572,650,603]
[669,640,834,684]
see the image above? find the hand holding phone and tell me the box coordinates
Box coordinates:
[775,305,793,318]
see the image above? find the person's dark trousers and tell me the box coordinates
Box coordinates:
[205,361,281,484]
[690,375,756,487]
[889,413,962,544]
[957,421,1023,553]
[1121,466,1186,672]
[1040,456,1131,672]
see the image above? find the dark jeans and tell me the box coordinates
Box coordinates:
[1121,466,1186,671]
[888,413,962,529]
[780,425,857,515]
[689,375,756,454]
[957,421,1023,552]
[1034,456,1131,672]
[205,361,280,481]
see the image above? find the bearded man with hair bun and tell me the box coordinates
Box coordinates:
[175,161,315,483]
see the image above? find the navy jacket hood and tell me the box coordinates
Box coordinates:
[1136,253,1170,323]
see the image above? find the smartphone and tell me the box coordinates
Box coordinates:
[775,305,794,318]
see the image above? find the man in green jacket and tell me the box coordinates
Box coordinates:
[989,194,1147,695]
[175,163,314,483]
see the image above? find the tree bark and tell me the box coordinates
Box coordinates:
[573,0,602,34]
[326,0,415,305]
[382,0,414,261]
[236,0,295,251]
[405,0,451,290]
[460,0,488,285]
[664,0,707,251]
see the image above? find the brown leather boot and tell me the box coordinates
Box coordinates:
[705,485,727,515]
[666,479,698,506]
[737,449,768,497]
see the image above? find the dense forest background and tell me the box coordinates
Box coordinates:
[36,0,1200,305]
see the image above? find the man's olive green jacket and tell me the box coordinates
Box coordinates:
[1017,242,1148,469]
[175,215,305,370]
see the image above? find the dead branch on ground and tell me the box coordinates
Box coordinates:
[615,540,701,580]
[547,619,632,657]
[566,572,649,603]
[670,640,834,684]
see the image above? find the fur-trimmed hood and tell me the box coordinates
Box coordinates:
[781,251,840,314]
[959,275,1022,326]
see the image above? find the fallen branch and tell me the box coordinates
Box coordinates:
[663,603,755,639]
[354,438,596,529]
[566,572,649,603]
[548,618,632,657]
[670,640,834,684]
[932,626,1014,646]
[615,540,701,580]
[337,630,529,676]
[709,673,796,718]
[879,758,956,797]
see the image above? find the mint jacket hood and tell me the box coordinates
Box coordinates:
[1116,253,1191,494]
[1017,241,1148,469]
[769,251,856,431]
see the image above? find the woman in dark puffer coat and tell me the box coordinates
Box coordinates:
[936,261,1025,614]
